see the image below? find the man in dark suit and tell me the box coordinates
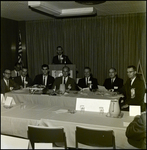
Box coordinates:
[103,67,123,92]
[33,64,54,89]
[52,46,72,64]
[1,69,20,95]
[77,67,99,91]
[52,66,76,91]
[14,67,32,88]
[11,62,21,79]
[118,65,145,112]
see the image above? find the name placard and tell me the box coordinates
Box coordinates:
[4,96,16,107]
[76,98,111,113]
[129,105,141,116]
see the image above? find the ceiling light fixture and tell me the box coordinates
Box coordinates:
[28,1,97,17]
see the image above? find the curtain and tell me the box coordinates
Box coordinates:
[26,13,146,85]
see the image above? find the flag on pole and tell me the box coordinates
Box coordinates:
[17,30,23,68]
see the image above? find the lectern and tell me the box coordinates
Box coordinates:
[49,64,76,80]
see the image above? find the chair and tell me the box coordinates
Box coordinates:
[75,126,116,149]
[27,125,67,149]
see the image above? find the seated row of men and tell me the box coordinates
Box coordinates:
[1,64,146,112]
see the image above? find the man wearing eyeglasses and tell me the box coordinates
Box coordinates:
[1,69,20,94]
[32,64,54,89]
[118,65,145,112]
[14,67,32,88]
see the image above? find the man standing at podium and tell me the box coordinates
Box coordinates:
[52,46,72,64]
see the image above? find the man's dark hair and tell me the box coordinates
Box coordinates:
[127,65,136,71]
[109,67,116,72]
[84,67,91,72]
[57,46,63,50]
[41,64,49,69]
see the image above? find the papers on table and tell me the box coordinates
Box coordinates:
[123,122,130,127]
[4,96,16,107]
[98,85,108,92]
[129,105,141,116]
[54,109,68,114]
[35,143,52,149]
[76,98,111,113]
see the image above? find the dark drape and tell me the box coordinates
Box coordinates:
[26,13,146,85]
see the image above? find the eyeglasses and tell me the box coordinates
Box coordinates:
[127,71,134,73]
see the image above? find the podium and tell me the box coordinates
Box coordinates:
[49,64,76,80]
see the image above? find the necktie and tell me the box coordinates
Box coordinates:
[64,77,66,84]
[22,77,25,87]
[17,72,18,77]
[43,76,45,85]
[111,79,113,85]
[86,77,88,86]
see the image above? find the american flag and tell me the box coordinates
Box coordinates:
[17,30,23,66]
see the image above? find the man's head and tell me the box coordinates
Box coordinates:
[14,63,21,71]
[127,65,137,79]
[109,67,117,79]
[41,64,49,75]
[21,67,28,77]
[56,46,63,55]
[84,67,91,78]
[62,66,70,77]
[3,69,11,80]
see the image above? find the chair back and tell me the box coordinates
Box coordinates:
[76,126,116,149]
[28,125,67,149]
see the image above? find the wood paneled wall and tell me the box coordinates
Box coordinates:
[1,18,18,78]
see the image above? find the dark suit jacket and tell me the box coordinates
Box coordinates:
[33,74,54,89]
[103,77,123,91]
[52,55,72,64]
[52,76,76,90]
[118,76,145,111]
[14,76,32,87]
[1,78,20,94]
[78,76,99,90]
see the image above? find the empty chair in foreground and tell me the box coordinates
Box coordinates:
[27,125,67,149]
[75,126,116,149]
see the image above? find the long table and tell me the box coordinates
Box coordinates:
[1,89,137,149]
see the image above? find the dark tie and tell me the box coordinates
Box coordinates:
[22,77,25,87]
[86,77,88,86]
[17,72,19,77]
[64,77,66,84]
[43,77,45,85]
[111,79,113,85]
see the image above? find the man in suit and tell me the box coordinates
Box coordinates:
[33,64,54,89]
[14,67,32,88]
[1,69,20,95]
[77,67,99,91]
[118,65,145,112]
[52,66,76,91]
[52,46,72,64]
[103,67,123,92]
[11,63,21,79]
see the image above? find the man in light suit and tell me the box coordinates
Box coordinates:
[78,67,99,91]
[118,65,145,112]
[52,66,76,91]
[52,46,72,64]
[14,67,32,88]
[103,67,123,92]
[32,64,54,89]
[11,63,21,79]
[1,69,20,95]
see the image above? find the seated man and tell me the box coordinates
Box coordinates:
[32,64,54,89]
[14,67,32,88]
[11,62,21,79]
[52,66,76,91]
[125,111,146,149]
[52,46,72,64]
[77,67,99,91]
[1,69,20,95]
[103,67,123,92]
[118,65,145,112]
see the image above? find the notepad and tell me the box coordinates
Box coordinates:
[4,96,16,107]
[129,105,141,116]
